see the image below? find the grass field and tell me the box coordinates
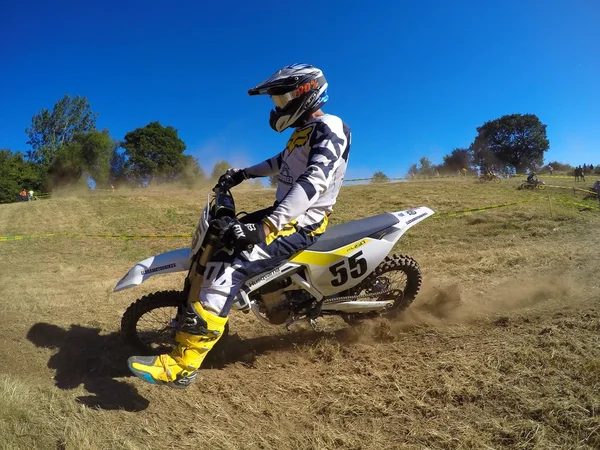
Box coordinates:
[0,176,599,449]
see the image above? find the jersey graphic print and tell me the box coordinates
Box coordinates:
[243,114,350,232]
[285,125,314,154]
[279,161,293,185]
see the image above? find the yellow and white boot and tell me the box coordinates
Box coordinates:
[128,302,228,388]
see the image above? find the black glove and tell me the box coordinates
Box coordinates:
[216,168,248,191]
[222,220,266,251]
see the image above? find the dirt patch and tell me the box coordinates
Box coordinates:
[2,181,599,449]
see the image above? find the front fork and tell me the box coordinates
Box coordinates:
[184,220,223,307]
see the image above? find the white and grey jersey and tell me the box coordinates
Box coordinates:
[245,114,351,232]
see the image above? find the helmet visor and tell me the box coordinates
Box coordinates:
[270,92,296,109]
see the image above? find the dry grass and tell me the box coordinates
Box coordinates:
[0,176,599,449]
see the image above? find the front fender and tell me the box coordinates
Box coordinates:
[113,248,191,292]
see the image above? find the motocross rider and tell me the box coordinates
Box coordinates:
[527,172,538,184]
[128,64,351,387]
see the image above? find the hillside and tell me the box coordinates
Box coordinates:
[0,177,599,449]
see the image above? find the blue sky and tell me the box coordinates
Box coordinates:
[1,0,599,179]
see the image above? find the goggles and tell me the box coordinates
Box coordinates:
[271,92,296,109]
[269,76,326,109]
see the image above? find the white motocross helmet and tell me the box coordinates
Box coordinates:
[248,63,329,132]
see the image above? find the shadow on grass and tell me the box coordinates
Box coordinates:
[26,323,150,412]
[26,321,361,410]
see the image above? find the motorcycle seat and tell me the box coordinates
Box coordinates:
[307,213,399,252]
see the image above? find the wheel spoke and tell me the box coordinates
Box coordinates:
[341,255,421,325]
[137,306,178,350]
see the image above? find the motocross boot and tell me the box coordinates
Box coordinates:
[128,302,227,388]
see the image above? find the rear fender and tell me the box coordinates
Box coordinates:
[113,248,191,292]
[374,206,435,244]
[394,206,435,229]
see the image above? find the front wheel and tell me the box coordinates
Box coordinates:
[121,290,229,355]
[341,254,422,324]
[537,183,546,190]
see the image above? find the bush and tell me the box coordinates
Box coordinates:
[371,171,389,183]
[546,161,574,172]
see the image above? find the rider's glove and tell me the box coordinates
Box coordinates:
[222,220,266,251]
[217,168,248,190]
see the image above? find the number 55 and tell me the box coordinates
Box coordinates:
[329,251,368,287]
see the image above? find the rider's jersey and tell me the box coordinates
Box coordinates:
[246,114,351,232]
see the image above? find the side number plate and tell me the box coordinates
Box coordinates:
[329,250,368,287]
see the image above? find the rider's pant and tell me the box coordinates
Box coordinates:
[199,208,326,317]
[127,209,327,386]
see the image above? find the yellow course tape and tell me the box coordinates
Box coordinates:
[62,233,192,239]
[551,197,600,211]
[514,174,582,180]
[2,196,598,243]
[432,197,545,218]
[0,233,58,242]
[0,232,191,243]
[544,184,596,195]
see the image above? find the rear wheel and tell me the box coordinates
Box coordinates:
[341,254,422,324]
[121,290,229,355]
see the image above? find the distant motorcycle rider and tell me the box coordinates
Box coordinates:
[128,64,351,387]
[527,172,538,184]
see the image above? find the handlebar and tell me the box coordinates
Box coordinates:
[213,171,237,194]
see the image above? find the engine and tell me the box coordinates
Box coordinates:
[253,278,314,324]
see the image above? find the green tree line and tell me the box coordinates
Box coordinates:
[370,113,597,182]
[0,95,239,204]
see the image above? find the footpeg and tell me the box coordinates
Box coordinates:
[309,318,320,331]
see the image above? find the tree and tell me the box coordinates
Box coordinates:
[269,174,279,188]
[470,114,549,173]
[78,130,116,187]
[210,161,231,181]
[407,164,418,177]
[442,148,472,172]
[44,130,116,188]
[0,150,44,203]
[26,94,98,166]
[109,148,127,185]
[419,157,434,175]
[371,171,389,183]
[546,161,573,173]
[180,155,206,186]
[47,141,85,187]
[122,122,187,184]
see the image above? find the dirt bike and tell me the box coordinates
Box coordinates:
[518,180,546,190]
[479,174,501,183]
[114,181,434,355]
[583,186,599,200]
